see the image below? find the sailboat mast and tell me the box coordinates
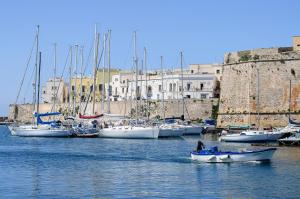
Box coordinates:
[33,25,39,121]
[80,46,84,114]
[134,31,138,124]
[74,44,78,115]
[144,47,149,120]
[161,56,165,122]
[257,68,260,129]
[92,26,99,114]
[289,79,292,120]
[68,47,73,115]
[53,43,57,113]
[101,33,107,113]
[108,29,111,114]
[180,51,184,120]
[37,52,42,115]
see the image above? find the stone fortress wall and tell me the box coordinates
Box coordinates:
[218,44,300,128]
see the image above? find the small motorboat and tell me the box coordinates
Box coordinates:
[190,141,276,163]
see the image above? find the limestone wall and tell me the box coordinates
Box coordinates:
[218,56,300,128]
[9,99,214,123]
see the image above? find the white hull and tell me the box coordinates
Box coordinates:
[220,130,284,142]
[10,125,73,137]
[191,148,276,163]
[99,126,159,139]
[183,125,203,135]
[159,127,184,138]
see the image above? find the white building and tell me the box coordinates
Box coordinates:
[41,77,67,104]
[109,69,218,101]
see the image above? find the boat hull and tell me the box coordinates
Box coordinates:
[220,132,284,142]
[158,128,184,138]
[99,126,159,139]
[183,126,203,135]
[10,126,73,137]
[191,148,276,163]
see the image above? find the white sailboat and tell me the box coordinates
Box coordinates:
[98,31,159,139]
[10,26,73,137]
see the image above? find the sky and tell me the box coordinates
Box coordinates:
[0,0,300,115]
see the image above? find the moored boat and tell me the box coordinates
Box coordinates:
[99,125,159,139]
[190,141,277,163]
[219,130,285,142]
[159,124,184,138]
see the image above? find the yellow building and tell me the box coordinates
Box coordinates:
[70,69,120,103]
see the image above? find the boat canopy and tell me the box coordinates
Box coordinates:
[34,112,61,125]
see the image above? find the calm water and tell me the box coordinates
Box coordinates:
[0,126,300,199]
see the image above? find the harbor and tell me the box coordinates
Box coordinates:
[1,1,300,198]
[1,125,300,198]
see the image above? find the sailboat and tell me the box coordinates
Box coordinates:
[158,56,184,138]
[99,31,159,139]
[10,26,73,137]
[176,52,203,136]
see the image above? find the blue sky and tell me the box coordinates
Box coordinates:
[0,0,300,115]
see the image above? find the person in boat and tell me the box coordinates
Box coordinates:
[196,140,205,152]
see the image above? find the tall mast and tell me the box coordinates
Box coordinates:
[257,68,260,129]
[68,47,73,115]
[53,43,57,112]
[101,33,107,113]
[37,52,42,116]
[248,67,251,128]
[33,25,39,123]
[289,79,292,121]
[74,44,78,115]
[144,47,149,120]
[79,46,84,113]
[92,26,99,114]
[180,51,184,120]
[108,29,111,114]
[134,31,138,124]
[161,56,165,122]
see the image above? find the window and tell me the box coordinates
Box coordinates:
[99,84,103,91]
[200,83,204,91]
[173,83,176,92]
[82,86,86,93]
[115,88,118,95]
[159,85,162,92]
[123,80,125,84]
[191,70,194,74]
[216,70,220,74]
[187,83,191,91]
[179,86,182,92]
[90,85,93,92]
[169,83,172,92]
[201,94,207,99]
[72,86,75,91]
[122,87,124,94]
[43,91,46,94]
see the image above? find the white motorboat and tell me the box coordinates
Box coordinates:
[9,124,73,137]
[191,141,276,163]
[219,130,285,142]
[99,126,159,139]
[159,124,184,138]
[278,131,300,146]
[191,146,277,163]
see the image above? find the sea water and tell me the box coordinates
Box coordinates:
[0,126,300,199]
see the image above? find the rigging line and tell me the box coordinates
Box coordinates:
[15,36,37,104]
[83,35,108,114]
[23,61,36,99]
[82,38,94,76]
[50,48,71,113]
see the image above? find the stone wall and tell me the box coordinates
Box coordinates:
[218,47,300,128]
[9,99,215,123]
